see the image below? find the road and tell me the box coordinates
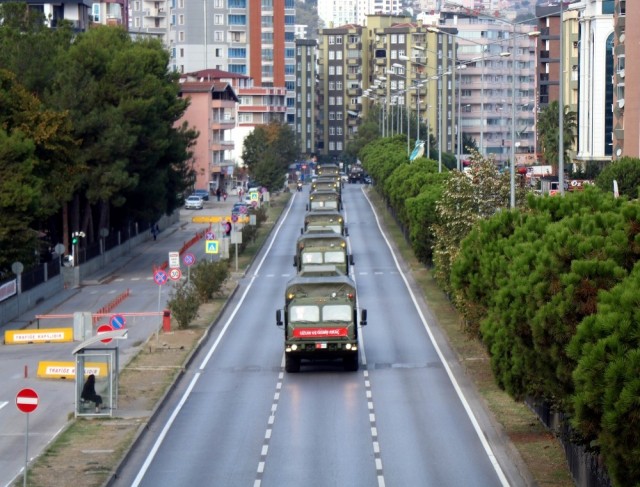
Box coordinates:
[0,196,238,487]
[111,185,528,487]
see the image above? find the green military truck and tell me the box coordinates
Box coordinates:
[276,273,367,372]
[307,189,341,211]
[311,177,341,194]
[302,210,348,236]
[316,163,340,177]
[293,232,353,275]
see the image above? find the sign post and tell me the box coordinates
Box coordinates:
[153,269,168,341]
[182,252,196,283]
[16,388,38,487]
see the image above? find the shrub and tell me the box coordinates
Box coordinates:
[190,259,230,302]
[167,283,199,329]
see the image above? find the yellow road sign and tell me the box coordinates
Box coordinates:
[5,327,73,345]
[206,240,219,254]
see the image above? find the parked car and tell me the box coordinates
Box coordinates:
[185,195,204,210]
[193,189,210,201]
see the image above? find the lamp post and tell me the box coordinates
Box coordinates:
[558,0,565,195]
[456,64,467,171]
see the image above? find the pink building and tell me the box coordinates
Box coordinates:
[177,80,239,193]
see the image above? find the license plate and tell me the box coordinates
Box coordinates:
[315,342,327,349]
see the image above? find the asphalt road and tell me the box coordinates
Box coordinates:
[0,195,238,487]
[110,185,529,487]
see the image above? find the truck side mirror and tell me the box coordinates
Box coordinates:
[300,227,303,235]
[350,254,354,266]
[360,309,367,326]
[344,226,349,236]
[293,256,298,267]
[276,309,283,327]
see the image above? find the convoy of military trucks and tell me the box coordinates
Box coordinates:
[277,162,367,373]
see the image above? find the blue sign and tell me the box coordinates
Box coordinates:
[110,314,126,329]
[183,252,196,267]
[154,270,168,285]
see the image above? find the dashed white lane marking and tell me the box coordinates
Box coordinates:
[254,367,285,487]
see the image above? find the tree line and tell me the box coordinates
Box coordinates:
[360,135,640,487]
[0,3,198,278]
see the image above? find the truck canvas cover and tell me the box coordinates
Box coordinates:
[285,274,356,299]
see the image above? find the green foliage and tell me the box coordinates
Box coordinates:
[242,122,299,191]
[167,282,200,329]
[537,101,577,168]
[432,151,513,293]
[190,259,230,303]
[0,69,81,273]
[595,157,640,200]
[568,263,640,487]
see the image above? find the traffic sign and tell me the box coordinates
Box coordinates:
[183,252,196,267]
[169,268,182,281]
[250,191,259,201]
[16,388,39,413]
[154,269,168,285]
[168,251,180,269]
[231,214,238,223]
[206,240,219,254]
[205,231,215,240]
[110,314,126,330]
[97,324,113,343]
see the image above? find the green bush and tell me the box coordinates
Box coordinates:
[190,259,230,302]
[167,283,200,329]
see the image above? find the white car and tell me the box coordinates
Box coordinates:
[185,195,204,210]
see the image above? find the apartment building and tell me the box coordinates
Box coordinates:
[128,0,166,41]
[612,0,634,159]
[168,0,296,124]
[573,0,614,167]
[316,23,367,157]
[295,38,319,158]
[177,76,239,192]
[0,0,92,30]
[369,16,456,158]
[437,11,537,165]
[318,0,403,31]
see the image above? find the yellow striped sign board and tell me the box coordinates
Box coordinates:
[37,361,109,379]
[191,215,250,223]
[4,327,73,345]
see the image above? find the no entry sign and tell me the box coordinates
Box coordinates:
[97,323,113,343]
[16,388,39,413]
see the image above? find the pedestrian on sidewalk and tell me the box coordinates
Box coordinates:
[216,187,221,201]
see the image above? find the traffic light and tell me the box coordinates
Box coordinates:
[72,236,78,245]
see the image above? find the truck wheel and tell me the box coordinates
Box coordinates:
[343,355,359,372]
[285,355,300,373]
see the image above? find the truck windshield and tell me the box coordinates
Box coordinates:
[302,252,323,264]
[324,251,345,264]
[322,304,352,322]
[311,201,338,209]
[290,305,320,323]
[307,224,341,234]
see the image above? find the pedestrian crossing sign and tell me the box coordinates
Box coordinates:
[206,240,219,254]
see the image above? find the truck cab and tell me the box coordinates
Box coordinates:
[302,210,348,236]
[276,274,367,372]
[307,189,341,211]
[294,232,353,275]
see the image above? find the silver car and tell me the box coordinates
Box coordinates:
[185,195,204,210]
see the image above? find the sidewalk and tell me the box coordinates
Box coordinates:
[4,197,239,333]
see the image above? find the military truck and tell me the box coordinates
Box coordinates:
[348,164,365,184]
[316,163,340,177]
[294,232,353,275]
[307,189,341,211]
[311,177,341,194]
[276,273,367,372]
[302,210,348,236]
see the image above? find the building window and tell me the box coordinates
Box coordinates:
[214,0,224,7]
[329,51,335,60]
[337,127,342,135]
[329,81,335,90]
[262,15,273,27]
[179,31,185,41]
[329,66,335,75]
[329,127,335,135]
[285,15,294,25]
[229,48,246,58]
[215,31,223,41]
[336,96,343,105]
[336,37,342,44]
[337,141,342,151]
[329,96,335,105]
[229,14,246,25]
[329,112,335,120]
[336,81,342,90]
[262,32,273,42]
[336,51,342,60]
[214,14,223,24]
[336,112,342,120]
[336,66,342,75]
[329,36,335,45]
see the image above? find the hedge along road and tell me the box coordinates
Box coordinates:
[112,184,528,487]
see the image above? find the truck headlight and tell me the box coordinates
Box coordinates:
[291,344,298,351]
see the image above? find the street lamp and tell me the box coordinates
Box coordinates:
[456,64,467,171]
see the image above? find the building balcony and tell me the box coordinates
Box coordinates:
[211,118,236,129]
[211,100,236,109]
[376,58,386,65]
[347,88,361,96]
[211,140,235,151]
[346,73,358,80]
[347,58,361,65]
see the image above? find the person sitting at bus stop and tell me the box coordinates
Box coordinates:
[81,374,103,413]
